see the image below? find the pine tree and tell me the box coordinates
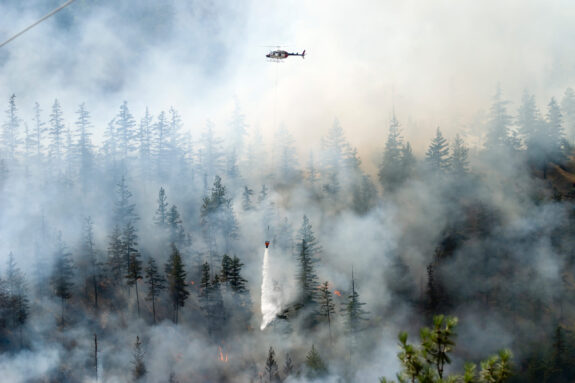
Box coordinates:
[154,187,169,229]
[486,85,513,151]
[107,225,124,287]
[318,281,336,342]
[295,215,321,307]
[2,94,20,162]
[229,256,248,294]
[450,134,470,176]
[264,346,280,383]
[32,102,45,160]
[274,125,300,182]
[115,101,137,160]
[220,254,233,283]
[305,344,327,379]
[283,353,294,378]
[198,120,225,179]
[5,253,30,345]
[51,233,74,324]
[138,107,153,179]
[167,205,185,245]
[426,127,450,173]
[306,151,320,187]
[344,269,368,337]
[242,186,254,211]
[145,257,166,324]
[561,87,575,144]
[124,228,143,317]
[74,103,94,187]
[49,99,65,168]
[165,244,189,323]
[545,97,565,165]
[82,217,99,310]
[115,176,139,226]
[132,336,146,380]
[378,112,406,191]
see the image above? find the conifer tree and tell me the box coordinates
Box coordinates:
[32,102,45,160]
[295,215,321,307]
[167,205,185,245]
[82,217,99,310]
[115,101,137,160]
[426,127,450,173]
[154,187,169,228]
[49,99,65,168]
[344,269,368,337]
[242,186,254,211]
[2,94,20,162]
[51,233,74,324]
[274,125,300,182]
[138,107,153,179]
[6,253,30,344]
[125,235,143,317]
[229,256,248,294]
[318,281,336,342]
[145,257,166,324]
[486,85,513,151]
[165,244,189,324]
[561,87,575,144]
[115,176,139,226]
[305,344,327,379]
[132,336,146,380]
[264,346,280,383]
[283,353,294,378]
[544,97,565,166]
[75,103,94,185]
[378,112,406,191]
[450,134,470,176]
[107,225,124,286]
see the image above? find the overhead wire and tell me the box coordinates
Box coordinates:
[0,0,78,49]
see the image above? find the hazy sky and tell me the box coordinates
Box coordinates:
[1,0,575,166]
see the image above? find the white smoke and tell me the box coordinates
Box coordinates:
[260,247,282,330]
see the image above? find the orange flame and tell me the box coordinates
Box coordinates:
[334,290,342,297]
[218,346,229,362]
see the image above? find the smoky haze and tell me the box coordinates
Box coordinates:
[1,1,575,382]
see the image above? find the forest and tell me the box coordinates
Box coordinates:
[1,84,575,382]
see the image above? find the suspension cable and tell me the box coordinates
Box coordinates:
[0,0,78,48]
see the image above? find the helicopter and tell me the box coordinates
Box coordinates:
[266,49,306,61]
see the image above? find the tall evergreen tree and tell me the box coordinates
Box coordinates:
[264,346,280,383]
[132,336,146,380]
[32,102,45,160]
[2,94,20,162]
[115,101,137,160]
[145,257,165,324]
[318,281,336,342]
[198,120,225,179]
[242,186,254,211]
[544,97,565,163]
[450,134,470,176]
[426,127,450,173]
[81,217,99,310]
[274,125,300,182]
[49,99,65,168]
[165,244,189,324]
[51,233,74,324]
[305,344,327,379]
[167,205,185,245]
[485,85,513,151]
[154,187,169,228]
[107,225,124,287]
[114,176,139,227]
[295,215,321,307]
[344,269,368,337]
[5,253,30,344]
[74,103,94,186]
[561,87,575,144]
[124,228,143,317]
[378,112,405,190]
[138,107,153,179]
